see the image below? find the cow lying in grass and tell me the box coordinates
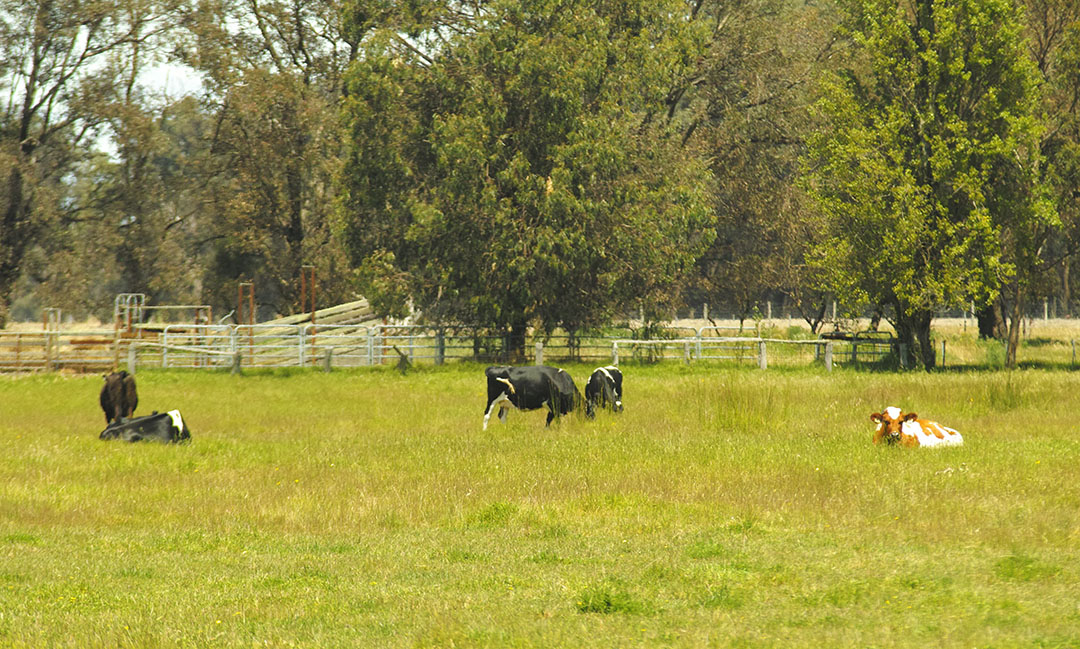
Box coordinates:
[99,410,191,443]
[870,407,963,447]
[483,365,581,429]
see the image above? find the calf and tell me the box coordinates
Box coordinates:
[99,410,191,443]
[870,407,963,447]
[585,366,623,419]
[100,370,138,424]
[483,365,581,429]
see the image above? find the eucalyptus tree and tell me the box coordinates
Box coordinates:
[0,0,182,325]
[339,0,715,350]
[1022,0,1080,319]
[690,0,836,329]
[802,0,1053,368]
[180,0,358,314]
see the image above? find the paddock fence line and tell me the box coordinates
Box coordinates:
[0,322,910,373]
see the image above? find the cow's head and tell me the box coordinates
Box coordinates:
[484,366,514,398]
[870,407,917,444]
[483,367,516,430]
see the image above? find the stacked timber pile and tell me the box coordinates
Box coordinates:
[260,299,376,329]
[238,299,380,365]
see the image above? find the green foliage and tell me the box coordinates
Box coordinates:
[339,0,715,333]
[690,0,833,324]
[802,0,1053,367]
[0,0,185,324]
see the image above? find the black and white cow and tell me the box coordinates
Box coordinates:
[585,366,623,419]
[99,410,191,443]
[483,365,581,429]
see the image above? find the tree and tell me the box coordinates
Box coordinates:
[976,0,1080,361]
[689,0,836,330]
[181,0,357,316]
[339,0,715,351]
[1022,0,1080,319]
[0,0,182,325]
[802,0,1052,368]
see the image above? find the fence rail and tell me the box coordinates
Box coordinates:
[0,323,908,373]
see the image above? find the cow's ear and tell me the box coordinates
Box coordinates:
[870,412,883,423]
[904,412,918,421]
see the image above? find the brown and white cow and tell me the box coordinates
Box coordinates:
[870,407,963,447]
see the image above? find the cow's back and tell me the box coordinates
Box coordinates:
[901,419,963,447]
[99,410,190,443]
[100,371,138,423]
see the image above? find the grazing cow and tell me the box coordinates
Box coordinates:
[99,410,191,443]
[585,366,623,419]
[100,371,138,424]
[870,406,963,447]
[483,365,581,429]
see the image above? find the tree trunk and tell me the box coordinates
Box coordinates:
[508,321,528,362]
[0,161,30,329]
[868,304,883,332]
[977,299,1007,339]
[1004,283,1025,369]
[1063,259,1071,318]
[285,125,306,312]
[894,305,935,369]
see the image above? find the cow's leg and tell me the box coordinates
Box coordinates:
[499,406,508,422]
[483,393,510,430]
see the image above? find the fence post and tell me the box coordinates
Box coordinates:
[436,330,445,366]
[229,327,239,371]
[941,340,947,368]
[758,341,767,370]
[127,344,137,375]
[162,328,170,368]
[851,342,858,364]
[684,341,691,365]
[535,341,544,366]
[299,325,307,367]
[323,347,334,372]
[612,341,619,365]
[824,342,833,371]
[367,328,375,366]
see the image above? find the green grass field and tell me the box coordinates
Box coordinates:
[1,364,1079,648]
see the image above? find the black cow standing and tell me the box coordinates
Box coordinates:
[99,410,191,443]
[483,365,582,429]
[585,366,623,419]
[100,370,138,424]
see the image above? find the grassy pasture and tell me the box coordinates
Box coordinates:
[1,364,1079,648]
